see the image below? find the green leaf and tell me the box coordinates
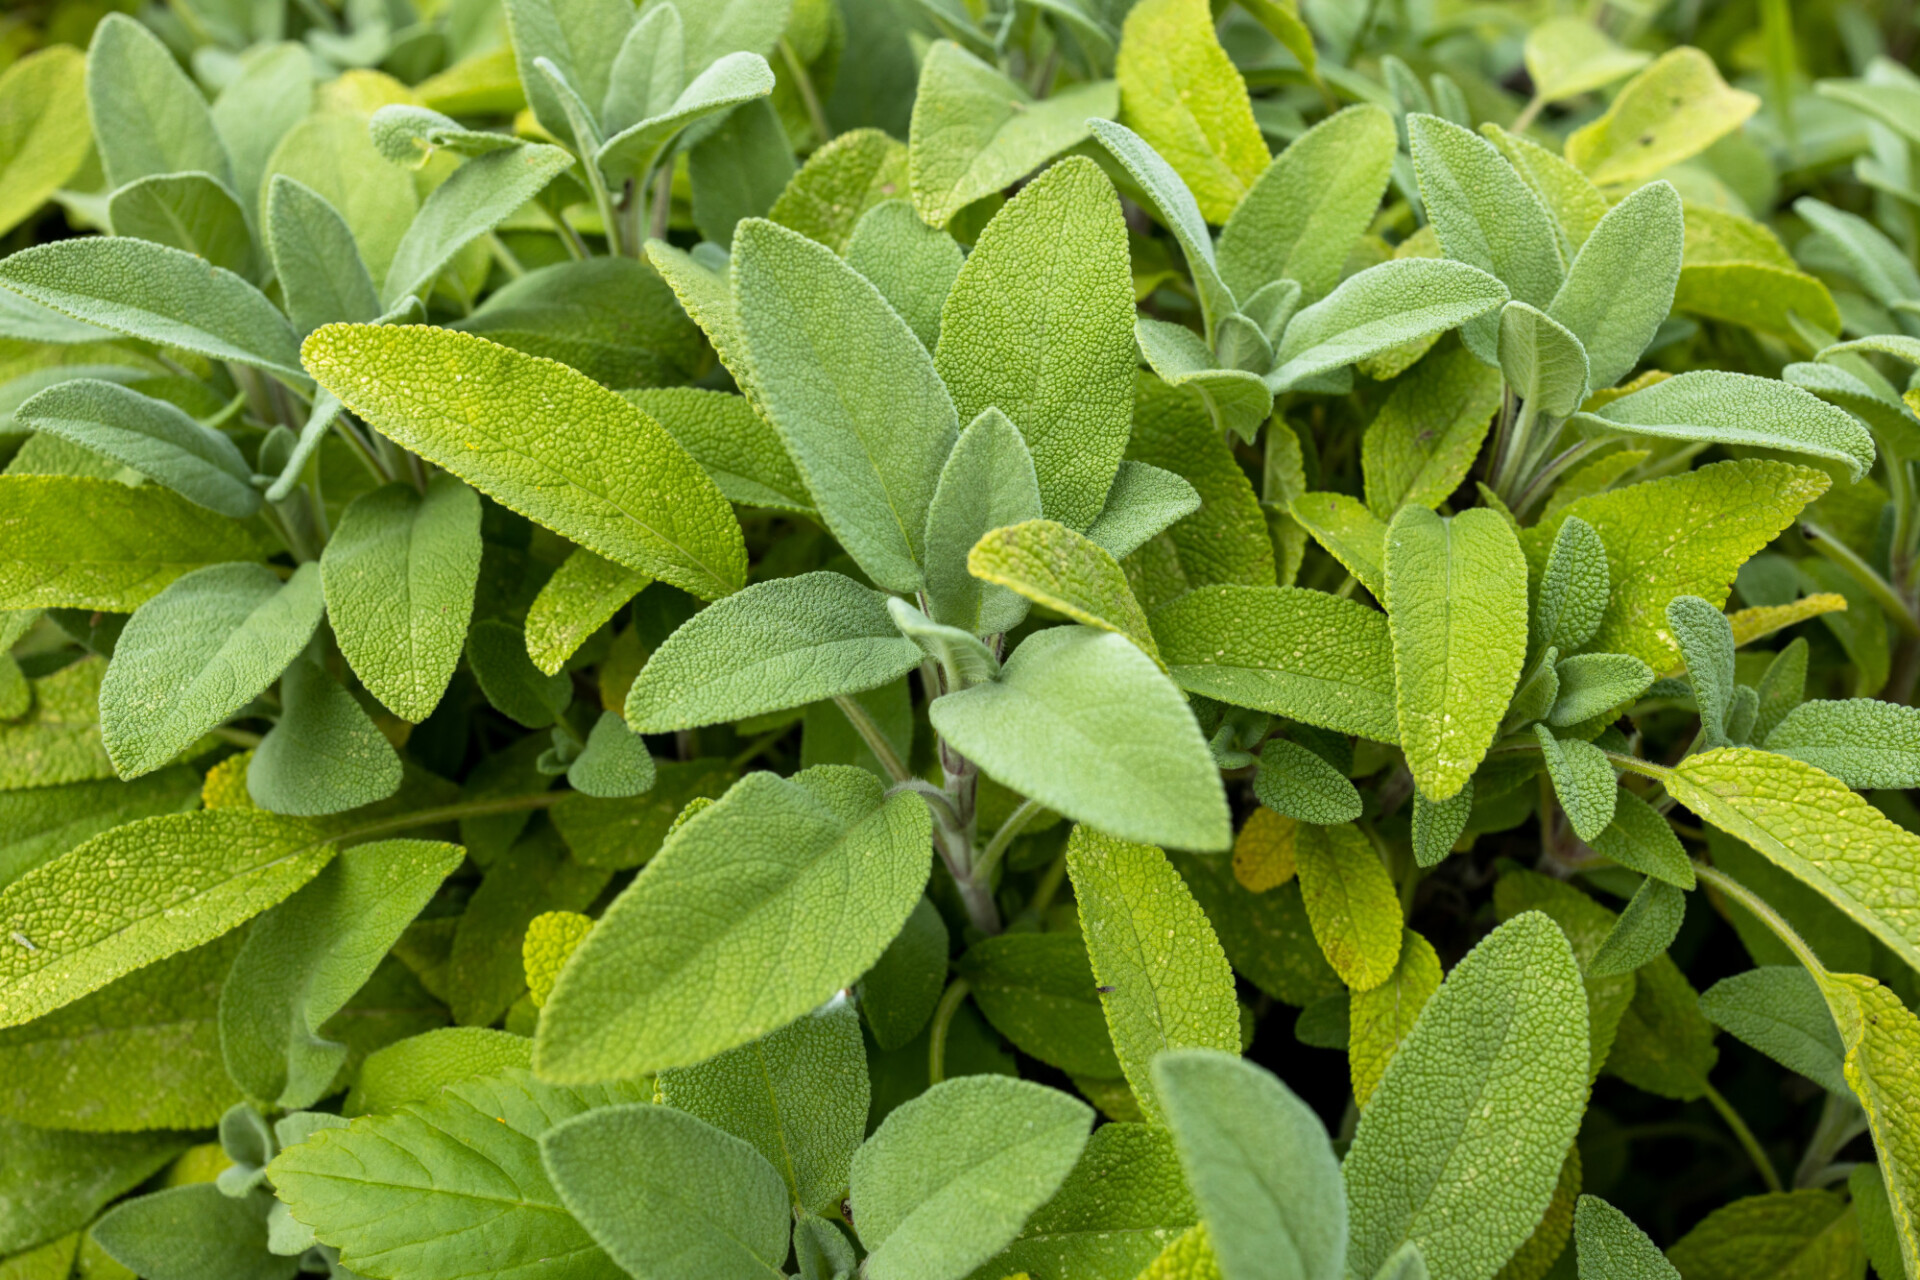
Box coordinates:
[857,895,948,1052]
[550,757,737,870]
[446,825,608,1026]
[1385,507,1530,802]
[304,324,746,601]
[624,571,923,731]
[1663,747,1920,974]
[99,563,324,778]
[1765,698,1920,788]
[264,113,417,288]
[1851,1165,1904,1280]
[383,145,573,306]
[1085,121,1235,337]
[1291,491,1388,598]
[921,408,1044,637]
[958,932,1120,1077]
[1085,461,1202,562]
[524,549,649,678]
[219,839,460,1110]
[934,157,1135,531]
[1344,912,1590,1280]
[1546,181,1682,392]
[0,238,303,381]
[1495,870,1639,1080]
[1588,877,1686,979]
[767,128,910,255]
[1535,516,1609,657]
[1135,318,1275,445]
[567,712,655,799]
[1814,972,1920,1280]
[1254,739,1362,826]
[321,476,481,722]
[0,657,115,792]
[1699,967,1847,1096]
[1499,303,1590,418]
[0,47,91,239]
[849,1075,1093,1280]
[1294,821,1403,991]
[248,659,402,816]
[688,98,794,247]
[1565,49,1759,186]
[1115,0,1267,223]
[90,1185,285,1280]
[1350,929,1443,1106]
[1793,198,1920,310]
[1479,126,1609,265]
[1668,595,1736,747]
[1219,105,1396,302]
[85,15,232,192]
[1153,585,1399,744]
[1675,206,1839,339]
[1412,789,1475,869]
[1267,260,1509,394]
[1525,21,1652,103]
[0,933,243,1130]
[931,626,1229,851]
[608,389,804,521]
[843,200,963,353]
[1409,114,1564,362]
[1361,346,1506,519]
[0,809,339,1029]
[269,1068,650,1279]
[1572,1196,1678,1280]
[457,258,707,392]
[969,520,1160,663]
[732,217,956,593]
[107,173,256,278]
[1154,1049,1345,1280]
[13,378,257,518]
[976,1122,1197,1279]
[1666,1190,1863,1280]
[0,1121,181,1255]
[1604,952,1717,1102]
[1573,372,1875,482]
[540,1103,789,1280]
[343,1026,532,1115]
[595,53,777,190]
[1520,460,1829,669]
[502,0,633,152]
[906,42,1117,229]
[1535,728,1618,843]
[0,767,198,890]
[207,41,310,215]
[657,1003,868,1215]
[1550,654,1654,728]
[535,766,930,1079]
[1067,824,1240,1124]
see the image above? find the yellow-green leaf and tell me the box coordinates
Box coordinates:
[968,519,1160,664]
[1565,48,1760,187]
[1814,972,1920,1280]
[0,47,92,239]
[1350,928,1441,1107]
[1294,822,1403,992]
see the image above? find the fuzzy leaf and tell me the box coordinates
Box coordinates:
[969,520,1159,662]
[595,53,776,190]
[1294,822,1403,991]
[1085,121,1235,332]
[107,173,255,277]
[1549,654,1653,728]
[1573,1197,1678,1280]
[1350,930,1443,1107]
[1499,303,1589,418]
[1525,21,1651,103]
[1535,517,1610,657]
[85,15,232,191]
[1546,182,1683,392]
[1588,878,1686,979]
[957,933,1120,1078]
[1565,50,1759,186]
[383,145,574,306]
[1765,698,1920,788]
[1361,347,1505,519]
[922,408,1044,637]
[1267,260,1509,393]
[1115,0,1267,223]
[1814,973,1920,1280]
[1085,462,1202,562]
[767,128,910,254]
[525,550,650,678]
[0,47,91,239]
[1536,729,1618,843]
[843,200,963,352]
[1573,372,1874,482]
[1254,739,1362,826]
[1698,967,1847,1096]
[622,387,808,515]
[248,660,403,816]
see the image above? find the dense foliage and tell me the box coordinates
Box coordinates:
[0,1,1918,1278]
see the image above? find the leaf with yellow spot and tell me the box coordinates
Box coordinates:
[523,910,592,1009]
[1350,928,1441,1107]
[1115,0,1267,223]
[969,520,1161,665]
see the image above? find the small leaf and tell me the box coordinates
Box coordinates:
[1084,461,1202,562]
[1068,825,1240,1125]
[1499,302,1590,418]
[595,53,777,190]
[567,712,656,800]
[1550,653,1653,727]
[767,128,910,254]
[1135,317,1274,446]
[1765,698,1920,789]
[1565,49,1759,186]
[624,571,923,732]
[1535,728,1618,843]
[467,618,572,728]
[1154,1049,1346,1280]
[849,1075,1092,1280]
[1267,259,1509,394]
[1361,346,1506,519]
[1294,821,1403,991]
[1085,120,1235,334]
[1587,878,1686,979]
[968,520,1160,663]
[1573,372,1875,482]
[1349,930,1443,1107]
[101,563,325,779]
[931,627,1229,852]
[1412,786,1474,869]
[922,408,1045,637]
[1665,1189,1863,1280]
[1524,20,1652,103]
[540,1103,789,1280]
[90,1185,283,1280]
[534,766,931,1079]
[525,548,650,677]
[1535,516,1610,656]
[1289,492,1387,598]
[503,0,633,151]
[843,200,962,352]
[623,386,810,514]
[248,660,403,816]
[957,932,1120,1078]
[107,173,256,278]
[1698,967,1847,1096]
[1668,595,1737,747]
[1253,739,1362,826]
[1572,1196,1678,1280]
[383,144,574,306]
[304,324,746,600]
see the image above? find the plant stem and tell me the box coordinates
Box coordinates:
[834,694,910,783]
[212,726,264,747]
[1512,93,1546,133]
[545,204,590,259]
[927,978,970,1085]
[779,37,834,147]
[485,232,527,280]
[1802,520,1920,638]
[1795,1090,1867,1188]
[1693,861,1827,977]
[1019,852,1070,925]
[1701,1081,1785,1194]
[973,797,1044,885]
[343,790,566,842]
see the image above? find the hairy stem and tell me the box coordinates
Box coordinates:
[1701,1081,1785,1194]
[927,978,970,1085]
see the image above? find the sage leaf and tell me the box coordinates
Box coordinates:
[956,932,1120,1077]
[1295,822,1403,991]
[1361,346,1506,519]
[107,173,256,278]
[968,519,1160,663]
[1565,49,1758,186]
[1350,930,1444,1106]
[503,0,633,152]
[1086,119,1236,333]
[921,408,1044,637]
[931,626,1229,852]
[1267,259,1509,394]
[1083,461,1202,561]
[1668,595,1737,748]
[1588,877,1686,978]
[1525,21,1651,103]
[248,660,403,816]
[1535,516,1610,656]
[1572,1196,1679,1280]
[843,200,962,353]
[566,712,655,800]
[90,1185,283,1280]
[767,128,910,254]
[458,258,706,391]
[100,562,325,778]
[1698,967,1847,1096]
[0,47,91,239]
[524,548,650,678]
[1546,181,1682,392]
[1535,728,1618,843]
[1254,739,1362,826]
[1135,316,1275,445]
[1764,698,1920,788]
[1572,372,1875,482]
[1550,653,1654,727]
[383,144,574,306]
[303,324,746,601]
[623,387,809,514]
[86,15,233,192]
[1499,302,1590,418]
[595,53,777,190]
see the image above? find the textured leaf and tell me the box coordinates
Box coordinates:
[1494,871,1638,1079]
[1219,105,1396,302]
[624,571,922,731]
[1294,822,1403,991]
[1699,967,1847,1096]
[219,840,461,1110]
[1663,747,1920,973]
[13,379,257,518]
[1068,825,1240,1125]
[1572,1196,1678,1280]
[1480,127,1609,264]
[1535,728,1618,843]
[931,626,1229,852]
[1135,318,1274,445]
[1344,912,1590,1280]
[524,549,649,678]
[1520,461,1828,669]
[1765,699,1920,788]
[0,658,116,792]
[1526,21,1651,102]
[1551,654,1653,727]
[0,47,91,239]
[1174,853,1341,1007]
[1155,1050,1345,1280]
[1574,372,1874,481]
[957,933,1120,1078]
[907,42,1116,228]
[107,173,255,278]
[85,15,231,192]
[594,53,776,190]
[535,766,930,1079]
[90,1185,289,1280]
[1565,50,1759,186]
[383,145,574,305]
[1115,0,1267,223]
[1666,1190,1863,1280]
[1290,492,1387,598]
[1124,374,1275,598]
[0,1121,182,1255]
[344,1027,532,1116]
[248,660,402,816]
[269,1068,649,1280]
[1546,182,1683,392]
[1587,878,1686,979]
[1604,953,1717,1102]
[732,217,956,593]
[447,826,608,1027]
[1813,973,1920,1280]
[969,520,1159,662]
[767,128,910,254]
[857,896,948,1053]
[566,712,655,800]
[1267,260,1509,394]
[0,809,338,1029]
[0,767,198,890]
[540,1104,788,1280]
[524,911,592,1010]
[100,563,324,778]
[1153,585,1399,744]
[1386,507,1530,801]
[1362,346,1505,519]
[656,1004,868,1216]
[0,239,302,381]
[935,157,1135,530]
[922,408,1044,637]
[843,200,963,352]
[549,757,737,870]
[455,258,706,392]
[1085,121,1235,334]
[1350,930,1443,1108]
[502,0,632,152]
[1254,739,1362,826]
[1499,303,1590,418]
